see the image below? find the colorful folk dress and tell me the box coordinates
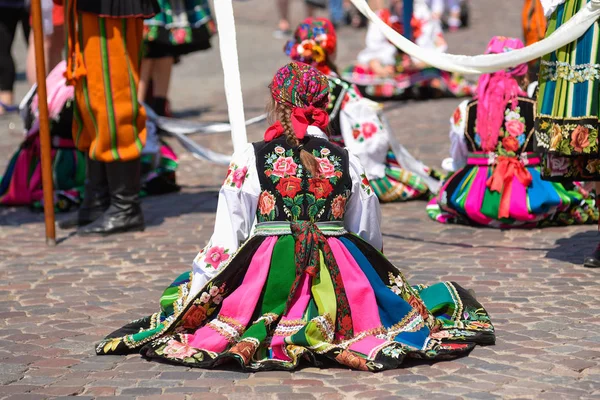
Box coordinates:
[341,4,473,101]
[327,74,441,201]
[428,96,598,227]
[0,62,179,212]
[143,0,215,58]
[535,0,600,181]
[96,129,495,371]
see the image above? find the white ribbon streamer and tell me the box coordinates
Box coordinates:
[213,0,248,152]
[350,0,600,74]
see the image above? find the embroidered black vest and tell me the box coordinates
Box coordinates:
[253,136,352,223]
[464,96,536,155]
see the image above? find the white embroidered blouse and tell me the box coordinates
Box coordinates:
[187,128,383,300]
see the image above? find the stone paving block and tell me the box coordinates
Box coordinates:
[163,387,211,394]
[118,387,162,396]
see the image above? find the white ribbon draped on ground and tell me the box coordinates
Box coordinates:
[350,0,600,74]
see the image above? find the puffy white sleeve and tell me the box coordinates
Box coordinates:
[344,152,384,251]
[444,100,469,172]
[188,143,260,300]
[339,85,389,180]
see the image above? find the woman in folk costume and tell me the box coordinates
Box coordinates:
[0,62,180,212]
[342,4,473,101]
[138,0,215,116]
[427,36,597,228]
[534,0,600,267]
[96,62,494,371]
[57,0,160,235]
[285,17,441,202]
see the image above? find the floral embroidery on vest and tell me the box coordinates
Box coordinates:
[255,139,351,223]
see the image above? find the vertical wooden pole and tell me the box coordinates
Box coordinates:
[31,0,56,246]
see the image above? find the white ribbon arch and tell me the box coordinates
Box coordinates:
[349,0,600,74]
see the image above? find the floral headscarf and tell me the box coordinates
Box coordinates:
[270,61,330,109]
[476,36,528,152]
[267,62,330,142]
[284,18,337,74]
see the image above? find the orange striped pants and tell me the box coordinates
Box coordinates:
[69,12,146,162]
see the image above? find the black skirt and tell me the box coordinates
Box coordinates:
[77,0,160,18]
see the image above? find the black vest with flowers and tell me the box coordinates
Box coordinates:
[464,96,536,155]
[253,136,352,223]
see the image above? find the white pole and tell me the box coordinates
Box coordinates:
[213,0,248,152]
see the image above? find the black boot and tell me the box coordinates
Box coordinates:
[58,156,109,229]
[78,159,145,236]
[584,242,600,268]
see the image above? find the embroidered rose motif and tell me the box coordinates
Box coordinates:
[361,122,378,139]
[162,340,197,359]
[352,129,361,139]
[452,107,462,125]
[204,246,230,269]
[309,178,333,199]
[320,148,331,156]
[182,305,207,329]
[505,119,525,137]
[570,125,590,152]
[231,167,248,188]
[548,155,570,176]
[335,349,368,371]
[199,292,211,304]
[317,157,336,178]
[272,156,298,177]
[209,286,220,296]
[331,195,347,219]
[276,177,303,198]
[550,124,563,151]
[501,136,519,152]
[213,295,224,305]
[362,175,370,187]
[173,28,188,45]
[586,159,600,174]
[408,295,429,320]
[275,146,285,155]
[430,330,451,339]
[258,191,276,215]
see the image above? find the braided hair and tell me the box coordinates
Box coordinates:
[267,99,322,178]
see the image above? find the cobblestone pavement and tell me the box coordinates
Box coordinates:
[2,1,600,399]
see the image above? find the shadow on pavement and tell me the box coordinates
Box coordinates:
[143,189,219,227]
[545,230,598,265]
[0,189,219,231]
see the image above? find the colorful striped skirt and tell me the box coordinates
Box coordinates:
[428,152,598,228]
[342,62,474,102]
[96,221,494,371]
[535,0,600,181]
[369,150,433,202]
[0,133,180,212]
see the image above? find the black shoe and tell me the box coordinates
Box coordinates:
[58,156,109,229]
[584,243,600,268]
[78,159,145,236]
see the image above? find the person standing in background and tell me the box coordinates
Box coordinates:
[26,0,64,85]
[534,0,600,267]
[0,0,29,114]
[57,0,159,235]
[138,0,215,117]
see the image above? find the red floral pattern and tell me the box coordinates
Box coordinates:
[276,177,303,198]
[309,178,333,199]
